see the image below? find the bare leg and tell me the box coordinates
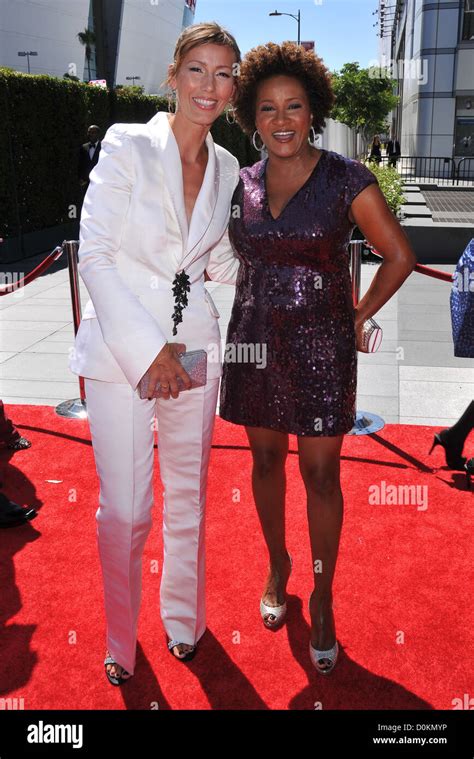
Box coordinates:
[245,426,291,616]
[297,434,345,652]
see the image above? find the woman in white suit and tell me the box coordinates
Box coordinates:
[69,23,241,684]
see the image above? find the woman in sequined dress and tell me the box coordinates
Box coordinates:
[219,42,417,674]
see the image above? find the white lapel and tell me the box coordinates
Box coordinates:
[184,135,219,271]
[147,111,188,251]
[146,111,220,271]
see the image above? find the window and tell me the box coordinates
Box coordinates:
[454,117,474,156]
[462,0,474,40]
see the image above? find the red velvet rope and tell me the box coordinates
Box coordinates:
[0,246,63,296]
[412,263,453,283]
[0,241,454,299]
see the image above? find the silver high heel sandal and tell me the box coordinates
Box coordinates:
[309,639,339,675]
[167,637,196,662]
[104,651,133,686]
[308,598,339,675]
[260,553,293,629]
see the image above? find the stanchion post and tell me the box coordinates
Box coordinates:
[348,239,385,435]
[65,240,85,402]
[350,239,362,308]
[55,240,87,419]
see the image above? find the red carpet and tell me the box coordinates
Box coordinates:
[0,404,472,710]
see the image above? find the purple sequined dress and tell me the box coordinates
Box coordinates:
[219,149,379,436]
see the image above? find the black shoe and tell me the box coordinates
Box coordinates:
[6,436,31,451]
[465,458,474,490]
[0,493,37,528]
[428,430,466,470]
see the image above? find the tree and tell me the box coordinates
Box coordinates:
[77,28,96,82]
[331,62,399,153]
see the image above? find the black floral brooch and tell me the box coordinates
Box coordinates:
[171,270,191,335]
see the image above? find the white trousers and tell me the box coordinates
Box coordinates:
[84,376,220,675]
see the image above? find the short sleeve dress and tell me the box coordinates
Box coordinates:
[219,149,379,436]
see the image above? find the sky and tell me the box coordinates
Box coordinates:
[194,0,382,74]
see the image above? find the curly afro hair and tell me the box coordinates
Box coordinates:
[232,41,335,137]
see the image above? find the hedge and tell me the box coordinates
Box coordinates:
[0,70,258,240]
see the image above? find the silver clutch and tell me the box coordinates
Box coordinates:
[137,349,207,399]
[360,318,383,353]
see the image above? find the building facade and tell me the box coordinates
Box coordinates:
[378,0,474,159]
[0,0,196,93]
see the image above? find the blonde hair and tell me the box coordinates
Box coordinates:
[165,21,241,87]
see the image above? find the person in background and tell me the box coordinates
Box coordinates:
[79,125,102,194]
[369,135,382,164]
[429,401,473,474]
[0,491,37,528]
[387,134,401,168]
[431,240,474,486]
[0,243,33,525]
[0,400,31,450]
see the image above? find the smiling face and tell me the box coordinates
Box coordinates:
[255,74,313,159]
[169,43,237,126]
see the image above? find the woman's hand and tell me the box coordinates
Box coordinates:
[143,342,192,400]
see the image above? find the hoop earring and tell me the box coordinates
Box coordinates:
[252,130,265,151]
[226,106,236,125]
[308,126,317,146]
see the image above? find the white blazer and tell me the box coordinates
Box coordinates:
[69,111,240,390]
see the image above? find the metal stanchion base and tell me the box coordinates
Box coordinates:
[348,410,385,435]
[55,398,87,419]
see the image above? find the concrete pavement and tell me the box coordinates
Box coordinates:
[0,256,472,426]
